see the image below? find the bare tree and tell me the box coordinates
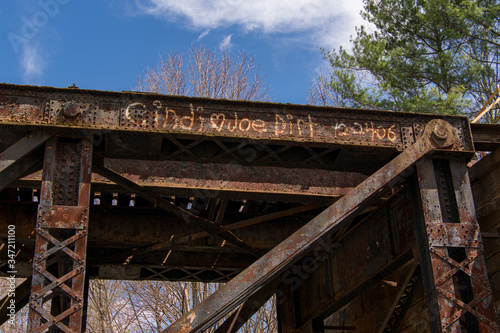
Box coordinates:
[136,44,271,101]
[308,69,343,107]
[133,44,277,332]
[136,51,188,96]
[86,279,141,333]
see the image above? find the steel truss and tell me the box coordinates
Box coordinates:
[0,83,498,332]
[164,120,497,332]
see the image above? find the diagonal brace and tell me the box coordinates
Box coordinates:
[164,119,457,333]
[212,277,281,333]
[0,131,54,191]
[93,164,262,257]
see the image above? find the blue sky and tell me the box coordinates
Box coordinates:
[1,0,365,104]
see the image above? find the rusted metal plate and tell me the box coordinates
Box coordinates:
[37,205,88,229]
[389,189,415,255]
[0,94,46,123]
[426,222,480,248]
[336,214,392,291]
[0,83,474,152]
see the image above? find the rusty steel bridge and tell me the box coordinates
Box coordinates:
[1,83,500,332]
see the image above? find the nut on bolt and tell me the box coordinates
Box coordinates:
[429,119,456,148]
[433,124,448,141]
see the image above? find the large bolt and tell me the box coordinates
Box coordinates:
[62,100,86,118]
[429,119,456,148]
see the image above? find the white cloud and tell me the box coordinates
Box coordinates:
[21,43,46,84]
[137,0,365,49]
[197,29,210,41]
[219,34,233,50]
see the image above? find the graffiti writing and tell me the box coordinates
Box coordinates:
[333,121,398,142]
[117,102,401,144]
[161,104,317,138]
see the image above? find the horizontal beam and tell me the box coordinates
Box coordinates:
[0,203,306,251]
[0,83,473,152]
[470,123,500,151]
[102,158,364,199]
[13,158,366,201]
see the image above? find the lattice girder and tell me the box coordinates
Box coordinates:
[414,158,498,332]
[28,137,92,333]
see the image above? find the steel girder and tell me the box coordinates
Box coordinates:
[0,83,473,153]
[13,158,367,201]
[27,137,92,333]
[413,158,499,332]
[277,186,417,332]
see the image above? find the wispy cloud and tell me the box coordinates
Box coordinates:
[219,34,233,50]
[137,0,365,49]
[21,43,46,84]
[197,29,210,41]
[8,0,70,85]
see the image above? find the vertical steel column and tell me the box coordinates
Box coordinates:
[28,137,92,333]
[413,157,498,332]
